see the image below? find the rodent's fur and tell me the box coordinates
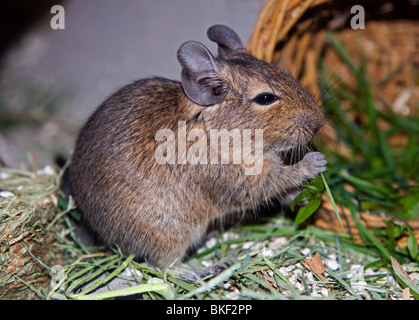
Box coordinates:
[70,25,326,269]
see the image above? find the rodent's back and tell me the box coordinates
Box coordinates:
[71,77,180,193]
[70,78,194,264]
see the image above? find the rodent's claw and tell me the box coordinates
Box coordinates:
[303,152,327,175]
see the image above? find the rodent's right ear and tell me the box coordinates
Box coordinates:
[177,41,225,106]
[207,25,244,58]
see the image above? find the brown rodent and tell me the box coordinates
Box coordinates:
[70,25,326,276]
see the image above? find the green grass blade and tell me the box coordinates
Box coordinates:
[391,257,419,299]
[326,269,363,300]
[263,256,296,289]
[321,172,346,233]
[71,281,170,300]
[74,254,135,296]
[346,203,392,261]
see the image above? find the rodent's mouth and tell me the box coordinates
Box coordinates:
[277,145,308,166]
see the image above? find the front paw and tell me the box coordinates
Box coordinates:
[301,152,327,176]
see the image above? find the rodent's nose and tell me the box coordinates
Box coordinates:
[296,115,308,126]
[296,114,325,134]
[295,114,312,128]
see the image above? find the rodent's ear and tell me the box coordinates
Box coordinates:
[177,41,225,106]
[207,25,244,58]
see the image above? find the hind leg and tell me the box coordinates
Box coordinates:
[169,257,235,279]
[194,257,235,278]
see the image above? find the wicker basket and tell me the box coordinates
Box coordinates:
[248,0,419,244]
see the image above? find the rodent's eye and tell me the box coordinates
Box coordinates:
[213,86,223,97]
[252,92,279,106]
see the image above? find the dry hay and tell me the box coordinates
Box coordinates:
[0,166,66,299]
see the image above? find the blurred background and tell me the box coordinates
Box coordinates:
[0,0,268,167]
